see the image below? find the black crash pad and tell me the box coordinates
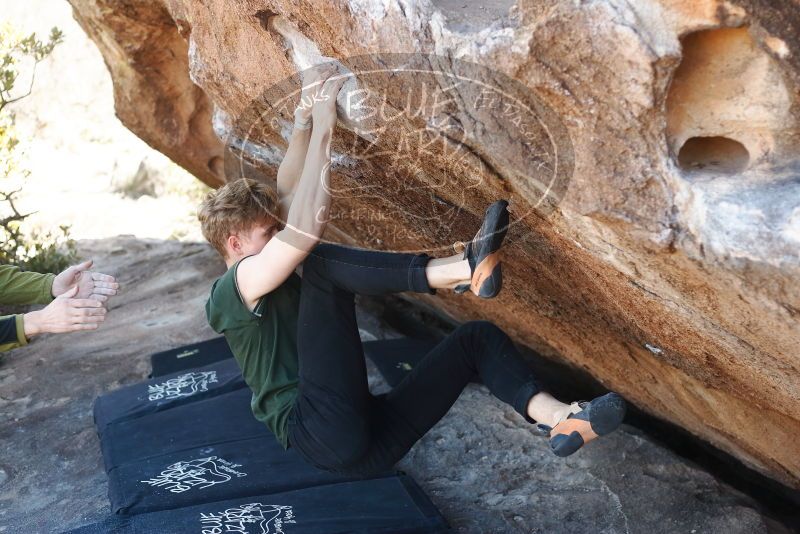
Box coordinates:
[65,475,450,533]
[100,387,395,515]
[99,388,267,472]
[149,336,233,378]
[88,338,450,529]
[94,358,245,433]
[106,436,395,516]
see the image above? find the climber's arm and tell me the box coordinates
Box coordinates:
[236,71,345,310]
[275,62,338,222]
[236,122,334,309]
[276,107,313,222]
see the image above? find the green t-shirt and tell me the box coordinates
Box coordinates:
[205,259,302,449]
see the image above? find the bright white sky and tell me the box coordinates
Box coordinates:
[3,0,206,242]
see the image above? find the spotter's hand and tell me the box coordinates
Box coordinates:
[52,259,120,302]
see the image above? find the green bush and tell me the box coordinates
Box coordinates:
[0,222,77,273]
[0,23,73,274]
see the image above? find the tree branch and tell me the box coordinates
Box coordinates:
[0,59,40,112]
[0,188,35,227]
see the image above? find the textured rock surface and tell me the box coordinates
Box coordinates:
[0,238,783,533]
[66,0,800,489]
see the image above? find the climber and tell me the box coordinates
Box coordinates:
[200,63,626,476]
[0,259,119,353]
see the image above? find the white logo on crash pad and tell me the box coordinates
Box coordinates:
[199,503,296,534]
[141,455,246,494]
[147,370,218,401]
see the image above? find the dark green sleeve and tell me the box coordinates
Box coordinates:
[0,265,55,305]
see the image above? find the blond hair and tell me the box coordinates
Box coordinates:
[198,178,280,258]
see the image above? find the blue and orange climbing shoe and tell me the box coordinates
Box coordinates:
[534,392,626,457]
[452,199,510,299]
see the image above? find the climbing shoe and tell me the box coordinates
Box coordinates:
[452,199,510,299]
[535,392,626,457]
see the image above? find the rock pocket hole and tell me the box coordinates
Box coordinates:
[174,19,191,39]
[665,27,793,172]
[677,136,750,173]
[254,9,279,32]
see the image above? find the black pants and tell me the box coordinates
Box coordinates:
[287,243,542,476]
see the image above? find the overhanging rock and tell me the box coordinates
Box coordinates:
[68,0,800,489]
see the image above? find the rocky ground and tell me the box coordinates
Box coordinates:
[0,237,792,533]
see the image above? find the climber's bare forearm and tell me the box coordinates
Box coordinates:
[282,125,333,250]
[276,125,312,221]
[237,72,343,307]
[236,125,332,307]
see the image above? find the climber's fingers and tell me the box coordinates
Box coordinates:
[302,62,339,96]
[306,64,336,85]
[320,71,347,100]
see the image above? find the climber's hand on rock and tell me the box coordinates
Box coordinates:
[311,72,347,131]
[297,62,338,119]
[52,259,120,302]
[24,285,107,338]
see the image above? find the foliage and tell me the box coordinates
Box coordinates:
[0,23,73,273]
[0,25,63,113]
[13,225,76,273]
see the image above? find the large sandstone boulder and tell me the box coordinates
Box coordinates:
[68,0,800,489]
